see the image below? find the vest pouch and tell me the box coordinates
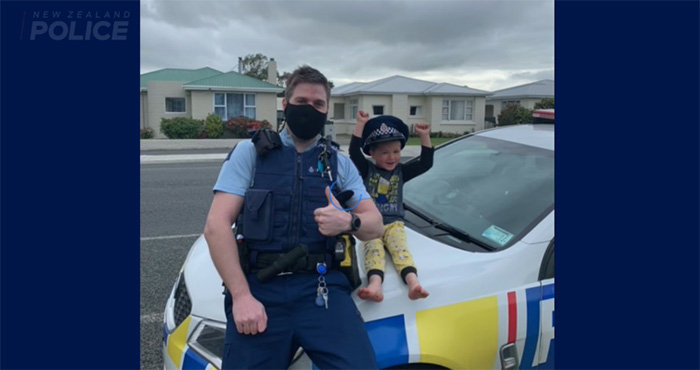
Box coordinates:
[242,189,274,242]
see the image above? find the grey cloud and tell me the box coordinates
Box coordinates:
[510,69,555,81]
[141,0,554,90]
[141,0,246,29]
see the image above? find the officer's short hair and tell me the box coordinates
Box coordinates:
[285,65,331,102]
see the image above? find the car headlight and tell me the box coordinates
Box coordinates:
[188,320,226,370]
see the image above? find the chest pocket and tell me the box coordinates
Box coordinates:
[242,189,273,242]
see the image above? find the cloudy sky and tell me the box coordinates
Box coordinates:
[140,0,554,92]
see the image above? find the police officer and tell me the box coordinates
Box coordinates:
[204,65,384,369]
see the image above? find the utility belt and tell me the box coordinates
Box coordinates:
[237,235,360,289]
[253,251,329,274]
[241,244,328,283]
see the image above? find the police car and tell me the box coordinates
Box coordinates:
[163,123,555,370]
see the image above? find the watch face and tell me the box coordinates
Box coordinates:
[352,214,361,231]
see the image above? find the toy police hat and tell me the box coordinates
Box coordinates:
[361,115,409,155]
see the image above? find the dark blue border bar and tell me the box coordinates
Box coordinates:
[556,1,699,369]
[1,1,140,369]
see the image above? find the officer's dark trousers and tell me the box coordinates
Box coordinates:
[222,269,378,370]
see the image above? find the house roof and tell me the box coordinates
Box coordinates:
[140,67,223,89]
[487,79,554,100]
[184,71,283,92]
[332,75,490,97]
[140,67,283,93]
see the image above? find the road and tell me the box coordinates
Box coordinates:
[140,160,221,370]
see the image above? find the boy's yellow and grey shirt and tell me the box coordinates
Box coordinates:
[365,165,404,224]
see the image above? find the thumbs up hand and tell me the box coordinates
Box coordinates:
[314,186,352,236]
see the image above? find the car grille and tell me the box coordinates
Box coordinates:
[173,274,192,328]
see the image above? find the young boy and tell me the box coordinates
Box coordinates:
[349,110,433,301]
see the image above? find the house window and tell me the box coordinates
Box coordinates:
[349,99,358,119]
[442,99,473,121]
[244,94,256,118]
[372,105,384,115]
[165,97,186,113]
[214,93,256,120]
[333,103,345,119]
[502,100,521,109]
[214,94,226,119]
[410,106,422,117]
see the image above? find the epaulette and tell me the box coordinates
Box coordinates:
[251,128,282,156]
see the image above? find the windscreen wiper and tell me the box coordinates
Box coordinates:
[434,223,495,251]
[404,203,435,224]
[405,203,495,251]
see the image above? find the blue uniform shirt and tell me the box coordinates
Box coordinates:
[213,129,371,206]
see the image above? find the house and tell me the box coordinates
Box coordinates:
[329,75,491,135]
[140,60,283,138]
[485,79,554,126]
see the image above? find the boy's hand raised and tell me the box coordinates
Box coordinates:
[414,123,431,137]
[354,110,370,137]
[356,110,370,126]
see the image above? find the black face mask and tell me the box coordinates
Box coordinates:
[284,103,327,140]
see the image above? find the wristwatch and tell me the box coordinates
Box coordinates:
[350,213,362,232]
